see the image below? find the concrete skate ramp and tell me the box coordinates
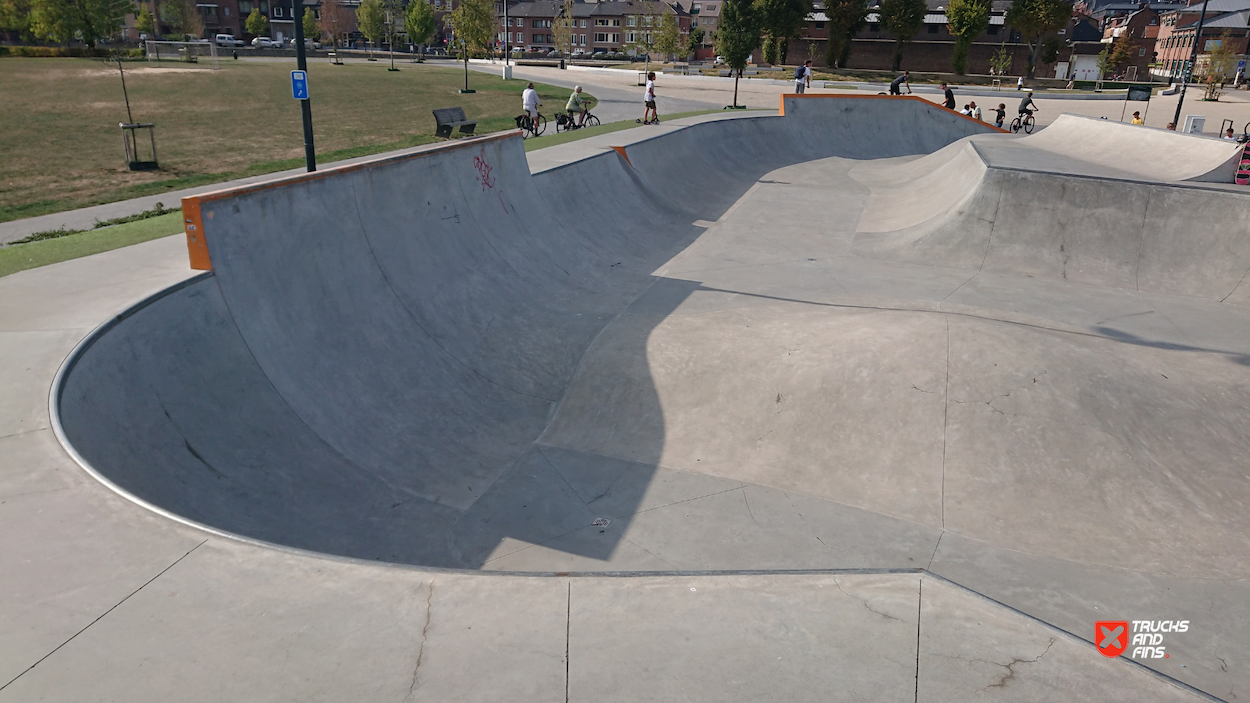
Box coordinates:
[55,97,1000,567]
[852,119,1250,299]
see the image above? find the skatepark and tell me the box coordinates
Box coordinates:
[2,95,1247,700]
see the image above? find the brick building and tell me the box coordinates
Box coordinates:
[498,0,688,54]
[1154,0,1250,80]
[776,0,1056,74]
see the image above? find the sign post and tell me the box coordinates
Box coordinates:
[293,0,316,172]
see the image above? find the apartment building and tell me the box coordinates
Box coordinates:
[499,0,687,53]
[1154,0,1250,79]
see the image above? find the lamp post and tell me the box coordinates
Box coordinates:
[1171,0,1211,130]
[293,0,316,171]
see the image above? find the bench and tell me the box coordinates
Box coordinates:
[433,107,477,138]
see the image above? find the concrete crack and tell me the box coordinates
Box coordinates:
[833,577,904,623]
[981,638,1056,691]
[742,489,761,528]
[404,579,435,702]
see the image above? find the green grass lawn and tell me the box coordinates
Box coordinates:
[0,212,184,278]
[0,58,581,222]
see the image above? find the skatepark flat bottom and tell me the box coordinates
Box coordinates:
[49,97,1248,699]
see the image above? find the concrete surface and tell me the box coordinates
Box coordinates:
[1,95,1245,701]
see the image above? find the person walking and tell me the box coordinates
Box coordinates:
[941,82,956,110]
[521,82,542,132]
[794,59,812,94]
[641,71,658,124]
[889,70,911,95]
[970,101,982,121]
[1016,76,1024,90]
[994,103,1006,129]
[1130,111,1144,125]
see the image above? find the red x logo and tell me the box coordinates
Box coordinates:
[1096,621,1129,658]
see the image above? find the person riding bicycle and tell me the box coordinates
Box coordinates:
[1018,90,1038,119]
[566,86,592,128]
[521,82,542,132]
[889,71,911,95]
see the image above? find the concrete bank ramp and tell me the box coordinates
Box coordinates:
[852,117,1250,299]
[56,97,997,566]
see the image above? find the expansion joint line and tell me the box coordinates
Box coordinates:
[914,578,923,703]
[565,581,572,703]
[940,315,951,529]
[0,539,208,692]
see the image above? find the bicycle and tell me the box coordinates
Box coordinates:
[555,109,600,132]
[516,113,547,139]
[1010,111,1036,134]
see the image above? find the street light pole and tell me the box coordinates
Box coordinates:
[504,0,510,66]
[1171,0,1211,130]
[293,0,316,171]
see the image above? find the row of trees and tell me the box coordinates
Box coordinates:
[721,0,1073,79]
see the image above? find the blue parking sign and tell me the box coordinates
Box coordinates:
[291,70,309,100]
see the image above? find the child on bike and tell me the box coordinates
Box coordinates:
[566,86,591,128]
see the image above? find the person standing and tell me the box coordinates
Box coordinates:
[794,59,812,94]
[970,101,982,121]
[941,82,956,110]
[889,70,911,95]
[641,71,658,124]
[1130,111,1144,125]
[1016,76,1024,90]
[994,103,1006,128]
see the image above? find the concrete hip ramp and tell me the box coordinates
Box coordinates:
[52,97,1249,598]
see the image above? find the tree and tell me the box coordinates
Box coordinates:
[989,40,1012,74]
[1005,0,1071,79]
[879,0,925,71]
[159,0,201,38]
[685,25,704,56]
[552,0,574,55]
[30,0,133,47]
[447,0,493,91]
[1106,30,1134,74]
[403,0,434,59]
[0,0,34,36]
[945,0,989,74]
[1200,30,1236,82]
[245,7,268,35]
[626,0,661,71]
[302,6,319,39]
[356,0,385,58]
[823,0,867,68]
[718,0,758,106]
[134,4,153,34]
[653,10,681,60]
[1041,34,1061,64]
[320,0,352,49]
[754,0,810,65]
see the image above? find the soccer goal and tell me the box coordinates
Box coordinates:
[145,40,220,69]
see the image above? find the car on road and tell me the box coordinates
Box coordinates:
[214,33,246,47]
[289,38,322,49]
[251,36,282,48]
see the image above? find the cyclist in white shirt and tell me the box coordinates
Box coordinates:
[522,83,541,120]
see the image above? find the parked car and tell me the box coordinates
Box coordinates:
[251,36,281,48]
[214,33,246,47]
[714,55,726,64]
[289,38,322,49]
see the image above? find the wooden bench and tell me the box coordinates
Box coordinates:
[433,107,477,138]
